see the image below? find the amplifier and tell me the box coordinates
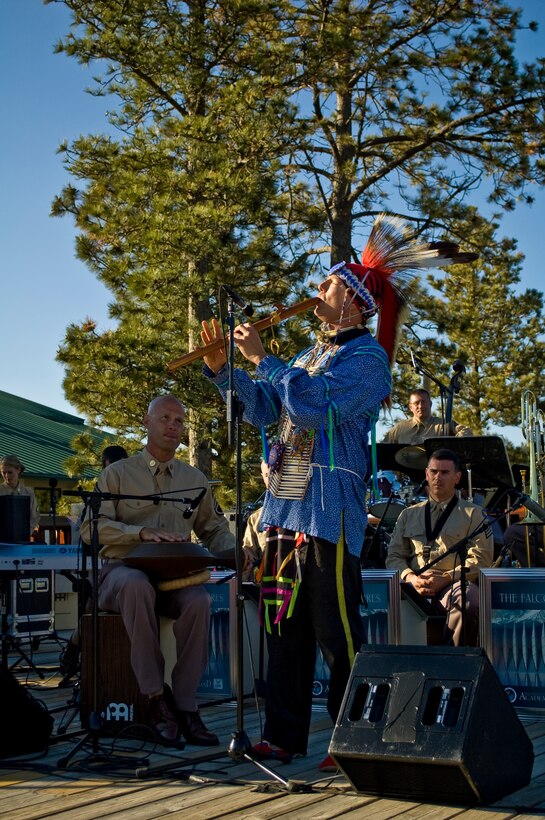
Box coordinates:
[329,645,534,804]
[0,496,30,543]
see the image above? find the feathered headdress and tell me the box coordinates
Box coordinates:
[331,214,477,369]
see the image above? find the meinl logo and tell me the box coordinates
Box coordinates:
[104,702,134,721]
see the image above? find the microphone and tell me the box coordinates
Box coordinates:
[452,359,466,374]
[221,284,254,317]
[183,487,207,519]
[410,350,424,371]
[514,491,545,524]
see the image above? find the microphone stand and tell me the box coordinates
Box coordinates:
[57,490,108,768]
[410,352,455,436]
[412,517,491,647]
[363,494,395,568]
[224,298,294,789]
[445,362,465,431]
[48,479,59,545]
[36,479,62,543]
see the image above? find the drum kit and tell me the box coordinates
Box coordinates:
[367,444,428,523]
[363,444,428,568]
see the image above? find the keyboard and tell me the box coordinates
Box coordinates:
[0,542,93,571]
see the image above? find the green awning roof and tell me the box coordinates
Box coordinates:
[0,390,102,480]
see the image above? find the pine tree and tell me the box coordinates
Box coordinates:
[393,210,545,436]
[49,0,545,482]
[282,0,545,263]
[50,0,310,502]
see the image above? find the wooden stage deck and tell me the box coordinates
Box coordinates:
[2,638,545,820]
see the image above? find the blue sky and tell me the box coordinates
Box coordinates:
[1,0,544,447]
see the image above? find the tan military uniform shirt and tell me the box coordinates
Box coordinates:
[385,496,493,583]
[382,414,473,445]
[80,448,235,559]
[241,507,267,580]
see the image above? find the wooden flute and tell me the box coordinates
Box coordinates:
[167,296,321,372]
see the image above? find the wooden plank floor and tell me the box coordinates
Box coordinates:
[2,638,545,819]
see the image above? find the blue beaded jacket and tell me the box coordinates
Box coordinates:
[205,330,391,557]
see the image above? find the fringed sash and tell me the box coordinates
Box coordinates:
[256,527,309,633]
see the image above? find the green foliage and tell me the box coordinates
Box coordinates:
[48,0,545,481]
[388,208,545,432]
[50,0,313,497]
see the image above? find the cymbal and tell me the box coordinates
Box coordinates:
[395,445,427,470]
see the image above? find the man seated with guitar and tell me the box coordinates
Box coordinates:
[80,394,235,747]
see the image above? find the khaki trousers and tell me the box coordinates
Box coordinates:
[98,561,211,711]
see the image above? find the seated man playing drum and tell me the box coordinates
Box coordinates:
[80,394,235,747]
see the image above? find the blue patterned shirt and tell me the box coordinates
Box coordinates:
[205,330,391,556]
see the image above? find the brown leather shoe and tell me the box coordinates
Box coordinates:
[147,694,180,745]
[177,709,219,746]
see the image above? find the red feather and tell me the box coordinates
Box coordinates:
[358,214,477,404]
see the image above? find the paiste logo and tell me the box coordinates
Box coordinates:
[105,702,134,722]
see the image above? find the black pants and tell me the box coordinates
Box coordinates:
[262,536,365,755]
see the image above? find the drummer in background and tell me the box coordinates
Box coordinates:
[0,454,40,536]
[80,394,235,748]
[382,388,472,445]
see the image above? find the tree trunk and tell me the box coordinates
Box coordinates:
[329,81,355,263]
[186,260,214,473]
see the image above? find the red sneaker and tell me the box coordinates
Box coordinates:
[318,754,338,772]
[252,740,294,764]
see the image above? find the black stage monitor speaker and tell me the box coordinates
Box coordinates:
[0,670,53,758]
[0,495,30,543]
[329,645,534,805]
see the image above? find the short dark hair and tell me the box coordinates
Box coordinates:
[428,448,461,472]
[409,388,431,402]
[101,445,129,468]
